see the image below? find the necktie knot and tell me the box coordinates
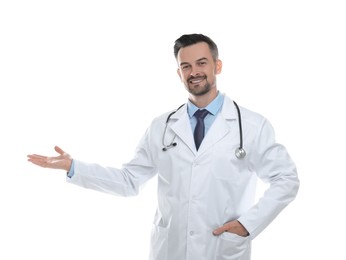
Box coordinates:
[194,109,209,119]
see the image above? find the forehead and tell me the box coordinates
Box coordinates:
[177,42,212,64]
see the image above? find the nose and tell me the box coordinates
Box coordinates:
[189,66,200,77]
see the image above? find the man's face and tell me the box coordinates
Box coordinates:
[177,42,222,97]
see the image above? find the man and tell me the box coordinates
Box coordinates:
[28,33,299,260]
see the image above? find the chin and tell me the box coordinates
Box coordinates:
[190,88,210,97]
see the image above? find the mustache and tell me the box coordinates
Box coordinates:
[188,75,207,82]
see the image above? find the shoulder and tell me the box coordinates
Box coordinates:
[239,105,267,126]
[223,94,273,132]
[223,95,267,123]
[237,104,278,144]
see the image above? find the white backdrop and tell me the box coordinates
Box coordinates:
[1,0,345,259]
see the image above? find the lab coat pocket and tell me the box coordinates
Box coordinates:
[149,224,168,260]
[215,232,251,260]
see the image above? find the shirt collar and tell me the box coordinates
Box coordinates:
[187,91,224,118]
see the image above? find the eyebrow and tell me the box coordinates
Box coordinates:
[179,57,208,67]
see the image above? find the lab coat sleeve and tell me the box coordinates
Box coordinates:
[66,127,157,197]
[237,118,300,239]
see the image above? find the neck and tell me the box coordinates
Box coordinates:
[189,88,218,108]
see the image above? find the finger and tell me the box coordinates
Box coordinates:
[213,225,227,236]
[27,156,50,167]
[27,156,48,164]
[27,154,47,160]
[28,160,48,168]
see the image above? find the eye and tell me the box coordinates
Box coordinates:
[197,61,207,66]
[181,64,191,70]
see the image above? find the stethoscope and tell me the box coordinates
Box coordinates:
[162,101,246,159]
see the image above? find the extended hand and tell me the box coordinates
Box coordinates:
[27,146,73,171]
[213,220,249,237]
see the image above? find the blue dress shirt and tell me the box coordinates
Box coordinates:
[187,91,224,135]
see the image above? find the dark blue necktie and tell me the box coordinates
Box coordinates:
[194,109,209,150]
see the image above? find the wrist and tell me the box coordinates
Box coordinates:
[64,158,73,171]
[236,220,249,237]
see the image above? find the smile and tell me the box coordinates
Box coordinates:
[189,76,206,84]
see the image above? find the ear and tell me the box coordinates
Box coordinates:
[215,59,222,75]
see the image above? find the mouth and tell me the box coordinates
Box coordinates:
[188,75,206,84]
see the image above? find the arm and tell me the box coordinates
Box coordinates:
[27,127,157,197]
[214,118,299,238]
[66,128,157,196]
[238,118,300,238]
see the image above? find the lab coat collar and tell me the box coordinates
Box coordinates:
[169,93,237,120]
[169,95,238,155]
[220,94,238,120]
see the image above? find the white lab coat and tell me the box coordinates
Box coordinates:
[67,94,299,260]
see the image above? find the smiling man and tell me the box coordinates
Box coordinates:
[176,40,222,105]
[28,33,299,260]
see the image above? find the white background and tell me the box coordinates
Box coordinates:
[1,0,345,259]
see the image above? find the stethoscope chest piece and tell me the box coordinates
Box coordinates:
[235,147,246,159]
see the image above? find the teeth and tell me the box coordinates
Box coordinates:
[190,78,204,83]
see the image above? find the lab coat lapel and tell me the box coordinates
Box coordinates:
[197,97,238,155]
[169,105,197,154]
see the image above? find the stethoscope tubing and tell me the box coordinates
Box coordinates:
[162,101,246,159]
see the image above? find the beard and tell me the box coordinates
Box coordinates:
[185,75,212,96]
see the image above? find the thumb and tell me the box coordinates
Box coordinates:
[54,145,66,155]
[213,225,227,236]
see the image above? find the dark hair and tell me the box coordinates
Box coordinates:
[174,34,219,61]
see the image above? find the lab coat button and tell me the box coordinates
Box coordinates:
[189,231,194,236]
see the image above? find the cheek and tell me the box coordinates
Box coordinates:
[177,70,186,81]
[181,72,190,82]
